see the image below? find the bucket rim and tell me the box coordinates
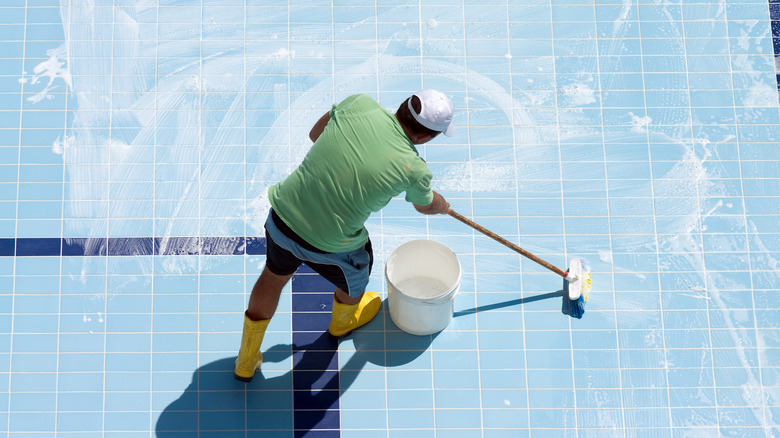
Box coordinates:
[388,238,457,252]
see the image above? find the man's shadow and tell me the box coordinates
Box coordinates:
[155,305,436,437]
[156,288,568,436]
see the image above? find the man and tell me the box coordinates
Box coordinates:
[235,89,454,382]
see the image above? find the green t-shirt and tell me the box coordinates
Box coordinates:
[268,94,434,253]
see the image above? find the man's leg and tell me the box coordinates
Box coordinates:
[235,266,293,382]
[247,266,294,321]
[334,287,359,305]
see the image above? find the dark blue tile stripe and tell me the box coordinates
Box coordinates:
[773,1,780,92]
[15,238,61,256]
[291,274,340,435]
[4,236,341,435]
[0,239,13,257]
[62,238,107,256]
[108,237,155,256]
[0,237,265,256]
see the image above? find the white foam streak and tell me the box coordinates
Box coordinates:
[26,44,72,104]
[651,138,773,428]
[48,0,779,429]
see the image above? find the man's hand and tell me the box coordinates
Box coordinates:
[414,191,450,215]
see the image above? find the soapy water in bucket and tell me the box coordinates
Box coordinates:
[386,240,461,335]
[396,276,450,299]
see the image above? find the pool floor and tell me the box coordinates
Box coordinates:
[1,0,780,436]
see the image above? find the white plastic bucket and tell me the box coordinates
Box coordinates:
[386,239,461,335]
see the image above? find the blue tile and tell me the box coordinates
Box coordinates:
[16,256,60,276]
[198,273,241,293]
[10,392,56,412]
[292,312,331,332]
[246,236,267,255]
[719,408,764,428]
[153,276,199,295]
[202,236,245,255]
[293,332,338,352]
[154,236,200,255]
[293,410,339,434]
[671,407,717,429]
[106,333,151,352]
[386,408,435,430]
[484,410,530,431]
[292,292,332,312]
[103,411,151,431]
[107,237,154,256]
[292,350,338,373]
[529,408,577,429]
[15,237,60,256]
[58,330,106,353]
[106,314,152,332]
[292,377,339,408]
[623,408,671,428]
[578,409,625,430]
[105,391,150,411]
[10,370,57,392]
[8,412,55,432]
[295,429,340,438]
[56,412,103,433]
[0,238,14,256]
[292,274,334,293]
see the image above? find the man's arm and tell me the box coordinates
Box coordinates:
[413,191,451,215]
[309,112,330,142]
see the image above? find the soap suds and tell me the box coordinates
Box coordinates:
[561,83,596,106]
[25,44,72,104]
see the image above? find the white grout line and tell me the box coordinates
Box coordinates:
[678,3,722,434]
[53,3,71,433]
[722,2,766,432]
[242,0,249,434]
[457,2,483,436]
[7,0,29,436]
[487,1,517,435]
[591,0,627,433]
[370,1,394,435]
[634,4,674,434]
[196,0,204,432]
[100,4,117,435]
[546,0,580,433]
[150,0,161,433]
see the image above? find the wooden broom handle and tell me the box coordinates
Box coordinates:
[448,210,568,278]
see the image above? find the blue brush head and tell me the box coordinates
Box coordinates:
[566,257,591,319]
[569,295,585,319]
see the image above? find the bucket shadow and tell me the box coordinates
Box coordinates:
[155,310,433,437]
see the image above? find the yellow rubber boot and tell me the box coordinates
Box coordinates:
[328,291,381,337]
[234,313,270,382]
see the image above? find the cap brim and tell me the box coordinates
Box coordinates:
[443,124,454,137]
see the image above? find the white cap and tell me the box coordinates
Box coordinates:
[408,89,454,137]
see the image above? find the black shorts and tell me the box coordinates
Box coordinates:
[264,209,374,296]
